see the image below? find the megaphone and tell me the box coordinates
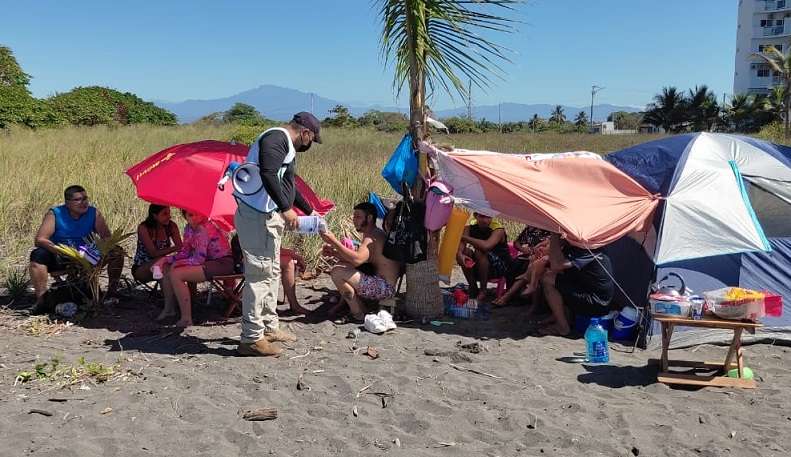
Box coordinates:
[231,163,264,196]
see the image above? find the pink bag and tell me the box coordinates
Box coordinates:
[425,179,454,231]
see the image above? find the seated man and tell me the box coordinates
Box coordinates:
[321,202,401,323]
[540,233,614,336]
[456,212,512,301]
[29,185,124,311]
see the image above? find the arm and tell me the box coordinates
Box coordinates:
[463,228,505,252]
[320,230,371,267]
[456,226,471,263]
[548,233,572,271]
[34,211,58,254]
[168,221,183,253]
[138,225,176,258]
[174,226,208,267]
[94,210,112,239]
[258,131,292,211]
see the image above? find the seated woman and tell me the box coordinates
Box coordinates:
[132,204,182,282]
[153,210,234,327]
[493,225,551,308]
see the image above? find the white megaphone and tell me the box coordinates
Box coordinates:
[231,162,264,196]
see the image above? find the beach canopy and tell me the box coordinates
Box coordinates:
[423,143,659,249]
[605,133,791,329]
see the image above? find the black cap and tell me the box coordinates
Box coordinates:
[292,112,322,144]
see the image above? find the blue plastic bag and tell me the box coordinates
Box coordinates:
[381,134,417,195]
[367,192,388,219]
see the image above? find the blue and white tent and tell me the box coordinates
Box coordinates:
[605,133,791,331]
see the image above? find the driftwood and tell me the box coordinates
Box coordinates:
[241,408,278,421]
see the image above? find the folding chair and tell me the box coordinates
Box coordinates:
[207,274,245,317]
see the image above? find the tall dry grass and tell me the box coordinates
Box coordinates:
[0,125,662,276]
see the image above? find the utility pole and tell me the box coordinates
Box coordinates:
[466,80,473,120]
[590,85,605,128]
[310,93,315,113]
[498,102,502,132]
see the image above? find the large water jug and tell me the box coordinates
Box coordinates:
[584,318,609,364]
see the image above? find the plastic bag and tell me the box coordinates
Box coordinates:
[381,134,418,196]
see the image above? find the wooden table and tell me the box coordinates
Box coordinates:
[653,315,763,389]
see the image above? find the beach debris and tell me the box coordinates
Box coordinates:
[449,363,503,380]
[450,352,474,363]
[346,328,361,339]
[356,384,373,398]
[434,442,456,448]
[365,347,379,360]
[100,407,113,415]
[393,438,401,448]
[698,415,706,424]
[430,320,454,327]
[456,341,482,354]
[352,405,359,417]
[373,440,389,450]
[526,413,538,430]
[289,350,311,360]
[296,374,310,391]
[240,408,278,421]
[311,369,325,374]
[729,431,737,439]
[28,409,53,417]
[631,446,640,456]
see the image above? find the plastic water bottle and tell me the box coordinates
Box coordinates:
[296,215,327,234]
[151,264,163,280]
[584,318,610,364]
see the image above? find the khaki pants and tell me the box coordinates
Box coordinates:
[234,203,284,343]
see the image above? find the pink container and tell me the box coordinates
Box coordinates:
[425,179,454,231]
[763,292,783,317]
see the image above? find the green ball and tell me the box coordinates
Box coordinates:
[727,367,754,380]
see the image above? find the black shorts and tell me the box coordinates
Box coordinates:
[555,272,609,317]
[29,247,67,272]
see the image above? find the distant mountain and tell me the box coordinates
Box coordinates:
[434,103,641,123]
[156,85,639,123]
[156,85,403,123]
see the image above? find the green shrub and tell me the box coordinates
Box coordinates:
[47,86,177,127]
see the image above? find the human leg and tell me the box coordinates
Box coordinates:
[157,264,178,320]
[281,258,308,314]
[132,259,155,282]
[29,248,58,307]
[168,265,207,327]
[473,249,490,301]
[234,206,287,353]
[540,271,570,336]
[329,264,365,320]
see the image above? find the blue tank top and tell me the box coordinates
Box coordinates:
[51,205,97,247]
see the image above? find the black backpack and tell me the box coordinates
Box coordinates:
[383,187,427,264]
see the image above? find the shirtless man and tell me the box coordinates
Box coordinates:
[321,202,401,323]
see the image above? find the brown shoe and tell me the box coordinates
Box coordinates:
[264,329,297,343]
[237,339,283,357]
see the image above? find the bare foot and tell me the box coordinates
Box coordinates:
[174,319,193,328]
[290,304,311,315]
[156,310,177,322]
[492,296,508,307]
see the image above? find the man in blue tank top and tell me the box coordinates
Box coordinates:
[28,185,124,311]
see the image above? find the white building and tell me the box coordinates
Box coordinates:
[734,0,791,95]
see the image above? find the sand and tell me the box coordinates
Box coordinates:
[1,274,790,457]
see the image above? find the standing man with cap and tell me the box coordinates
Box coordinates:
[234,112,321,357]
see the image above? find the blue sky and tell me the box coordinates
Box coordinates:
[1,0,736,110]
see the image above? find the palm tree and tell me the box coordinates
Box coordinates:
[527,113,542,132]
[753,45,791,137]
[763,85,786,124]
[643,86,687,133]
[686,85,719,132]
[724,93,756,132]
[378,0,517,316]
[549,105,566,124]
[574,110,588,128]
[378,0,517,153]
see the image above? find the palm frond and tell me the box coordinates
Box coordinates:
[378,0,518,100]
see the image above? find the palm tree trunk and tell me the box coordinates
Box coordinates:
[405,1,427,174]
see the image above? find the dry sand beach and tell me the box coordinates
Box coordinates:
[1,274,790,457]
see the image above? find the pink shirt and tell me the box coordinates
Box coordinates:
[171,221,231,266]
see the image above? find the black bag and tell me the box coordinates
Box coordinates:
[383,188,427,264]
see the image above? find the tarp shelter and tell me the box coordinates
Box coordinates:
[423,143,659,249]
[606,133,791,332]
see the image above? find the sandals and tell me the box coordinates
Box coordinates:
[333,314,365,325]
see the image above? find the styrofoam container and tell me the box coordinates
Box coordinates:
[650,294,691,317]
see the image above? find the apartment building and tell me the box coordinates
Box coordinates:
[734,0,791,94]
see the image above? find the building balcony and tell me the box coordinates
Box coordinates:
[762,0,791,12]
[760,24,791,37]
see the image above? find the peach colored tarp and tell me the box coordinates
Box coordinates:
[427,144,659,249]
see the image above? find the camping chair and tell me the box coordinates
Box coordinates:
[485,242,520,300]
[207,274,245,318]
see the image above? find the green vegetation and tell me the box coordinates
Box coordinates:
[0,45,176,129]
[15,356,119,385]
